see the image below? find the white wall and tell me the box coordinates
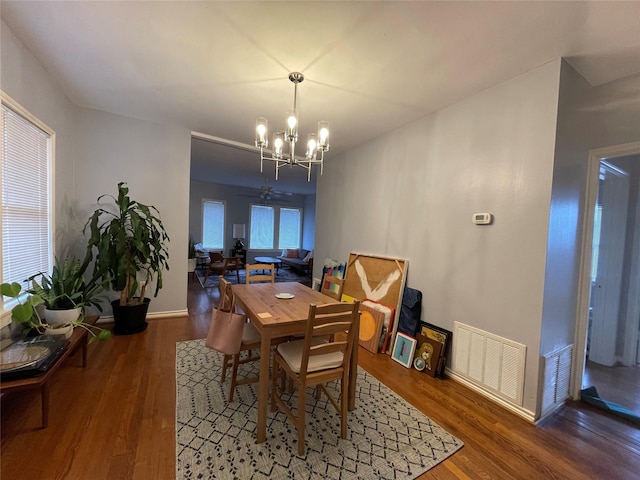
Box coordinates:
[1,19,192,317]
[302,194,316,252]
[74,109,191,315]
[0,19,79,256]
[315,60,563,415]
[540,65,640,412]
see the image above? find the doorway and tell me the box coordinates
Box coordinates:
[575,142,640,416]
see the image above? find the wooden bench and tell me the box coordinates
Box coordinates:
[0,315,99,428]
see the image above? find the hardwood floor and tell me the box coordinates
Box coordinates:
[2,278,639,479]
[584,360,640,415]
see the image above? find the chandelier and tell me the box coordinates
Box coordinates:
[255,72,330,182]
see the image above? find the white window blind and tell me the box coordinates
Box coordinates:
[1,101,53,291]
[202,199,225,249]
[249,205,274,249]
[278,207,301,249]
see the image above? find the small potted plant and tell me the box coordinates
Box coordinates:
[27,256,107,326]
[83,182,170,334]
[1,274,111,342]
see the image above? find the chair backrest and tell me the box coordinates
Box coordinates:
[321,275,344,301]
[226,256,241,270]
[209,251,224,263]
[245,263,275,284]
[218,275,234,310]
[299,301,360,379]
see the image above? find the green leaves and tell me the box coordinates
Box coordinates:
[0,282,21,298]
[83,182,170,304]
[0,282,45,326]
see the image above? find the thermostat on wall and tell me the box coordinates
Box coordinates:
[472,213,492,225]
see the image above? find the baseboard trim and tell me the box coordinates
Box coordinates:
[446,368,536,423]
[97,309,189,323]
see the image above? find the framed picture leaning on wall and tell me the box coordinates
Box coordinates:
[391,332,417,368]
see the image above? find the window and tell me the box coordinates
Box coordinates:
[249,205,274,249]
[249,204,301,250]
[278,208,301,249]
[202,199,225,250]
[1,95,54,325]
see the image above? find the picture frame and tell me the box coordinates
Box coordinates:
[418,322,452,376]
[391,332,417,368]
[414,334,443,377]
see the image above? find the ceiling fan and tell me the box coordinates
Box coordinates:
[237,185,293,204]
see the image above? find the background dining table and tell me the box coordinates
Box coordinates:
[231,281,360,444]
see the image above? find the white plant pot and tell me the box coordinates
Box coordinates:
[188,258,196,273]
[43,323,73,339]
[44,307,82,326]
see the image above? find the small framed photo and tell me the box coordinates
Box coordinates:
[391,332,417,368]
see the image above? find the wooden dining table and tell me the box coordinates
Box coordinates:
[231,281,360,444]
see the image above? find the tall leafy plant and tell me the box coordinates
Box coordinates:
[83,182,170,306]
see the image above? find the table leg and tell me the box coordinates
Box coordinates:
[41,383,49,428]
[256,330,272,443]
[348,311,360,411]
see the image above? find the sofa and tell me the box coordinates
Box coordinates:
[277,248,313,273]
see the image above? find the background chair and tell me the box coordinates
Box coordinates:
[321,275,344,301]
[270,301,360,455]
[245,263,275,284]
[204,252,228,283]
[217,276,261,402]
[225,256,241,283]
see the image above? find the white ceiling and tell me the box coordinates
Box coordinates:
[2,1,640,195]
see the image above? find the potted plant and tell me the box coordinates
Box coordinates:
[83,182,170,335]
[27,256,107,326]
[0,277,111,343]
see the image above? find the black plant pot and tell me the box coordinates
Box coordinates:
[111,298,150,335]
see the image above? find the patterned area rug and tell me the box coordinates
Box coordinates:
[196,267,312,288]
[176,339,463,479]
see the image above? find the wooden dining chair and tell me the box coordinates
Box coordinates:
[217,276,261,402]
[321,275,344,301]
[270,301,360,455]
[245,263,275,284]
[204,252,228,283]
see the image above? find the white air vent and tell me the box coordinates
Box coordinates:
[452,322,526,406]
[541,345,573,416]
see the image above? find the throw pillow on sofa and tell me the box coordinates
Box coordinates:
[283,248,298,258]
[302,250,313,263]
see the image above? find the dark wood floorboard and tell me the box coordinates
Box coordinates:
[584,360,640,415]
[2,277,639,479]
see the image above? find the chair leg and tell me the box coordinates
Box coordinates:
[228,353,241,402]
[271,357,279,412]
[297,383,306,456]
[340,373,348,439]
[220,354,231,382]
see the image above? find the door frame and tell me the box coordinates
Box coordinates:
[573,141,640,399]
[588,161,629,366]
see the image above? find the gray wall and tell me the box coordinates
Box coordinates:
[189,180,315,261]
[315,60,562,415]
[1,20,192,317]
[74,109,191,314]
